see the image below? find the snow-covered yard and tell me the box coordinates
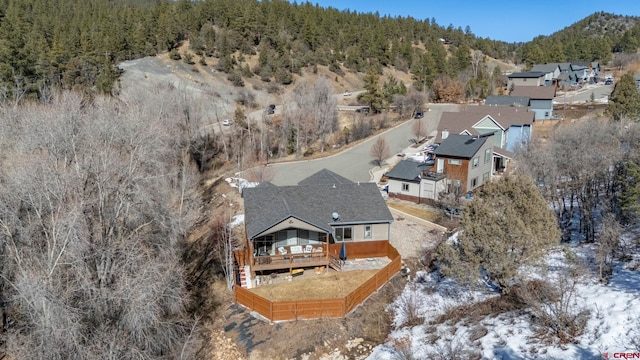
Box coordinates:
[368,239,640,359]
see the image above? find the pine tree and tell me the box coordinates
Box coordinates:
[606,72,640,121]
[437,175,561,290]
[360,67,383,112]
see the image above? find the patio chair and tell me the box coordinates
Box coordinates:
[277,246,288,255]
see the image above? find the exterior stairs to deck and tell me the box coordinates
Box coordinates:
[239,265,252,289]
[328,255,342,272]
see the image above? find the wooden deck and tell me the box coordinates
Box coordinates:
[253,251,339,272]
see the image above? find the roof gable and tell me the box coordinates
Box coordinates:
[298,169,353,186]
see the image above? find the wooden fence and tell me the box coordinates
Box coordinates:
[234,242,402,321]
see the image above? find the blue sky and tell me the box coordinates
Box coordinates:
[295,1,640,43]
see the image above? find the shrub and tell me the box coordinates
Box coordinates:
[227,73,244,87]
[169,49,181,60]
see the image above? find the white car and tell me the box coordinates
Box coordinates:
[222,119,232,126]
[343,90,352,96]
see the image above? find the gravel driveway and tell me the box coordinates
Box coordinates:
[389,212,443,259]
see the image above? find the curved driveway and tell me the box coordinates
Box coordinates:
[269,104,458,186]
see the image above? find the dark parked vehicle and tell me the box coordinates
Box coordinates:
[414,110,424,119]
[605,79,613,85]
[267,104,275,114]
[356,106,370,114]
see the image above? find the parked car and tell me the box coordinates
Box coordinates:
[414,110,424,119]
[605,79,613,85]
[222,119,232,126]
[355,106,370,114]
[267,104,275,115]
[445,207,463,217]
[343,90,352,96]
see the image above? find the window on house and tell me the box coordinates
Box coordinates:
[545,111,550,117]
[472,157,479,168]
[448,159,461,165]
[484,148,492,163]
[471,177,478,188]
[402,183,409,191]
[483,172,490,181]
[334,226,353,242]
[364,225,372,239]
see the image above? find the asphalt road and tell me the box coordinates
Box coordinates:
[554,83,613,104]
[268,104,458,186]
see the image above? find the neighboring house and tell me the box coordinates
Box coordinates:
[510,85,556,120]
[385,158,446,204]
[431,133,495,196]
[437,105,535,152]
[507,71,546,88]
[531,64,561,86]
[241,169,394,277]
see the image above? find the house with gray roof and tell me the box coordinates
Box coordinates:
[510,86,556,120]
[242,169,394,276]
[531,64,561,86]
[431,133,495,196]
[507,71,546,87]
[385,159,446,204]
[436,105,535,152]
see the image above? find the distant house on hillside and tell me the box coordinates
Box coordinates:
[531,64,561,86]
[510,86,556,120]
[507,71,546,88]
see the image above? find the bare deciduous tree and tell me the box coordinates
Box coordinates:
[0,91,200,359]
[411,118,427,143]
[370,136,391,167]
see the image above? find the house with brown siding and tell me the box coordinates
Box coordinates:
[431,133,494,195]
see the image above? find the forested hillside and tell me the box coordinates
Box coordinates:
[0,0,514,100]
[519,11,640,68]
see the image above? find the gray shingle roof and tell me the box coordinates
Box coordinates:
[507,71,545,79]
[297,168,353,186]
[510,86,556,99]
[243,171,393,240]
[433,134,490,159]
[385,159,432,182]
[484,95,529,107]
[531,64,561,73]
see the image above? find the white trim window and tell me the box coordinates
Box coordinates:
[448,159,462,165]
[364,225,372,239]
[402,183,410,191]
[334,226,353,242]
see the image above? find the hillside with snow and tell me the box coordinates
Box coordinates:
[368,230,640,360]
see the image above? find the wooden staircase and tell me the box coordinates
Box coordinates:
[328,254,342,272]
[238,265,252,289]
